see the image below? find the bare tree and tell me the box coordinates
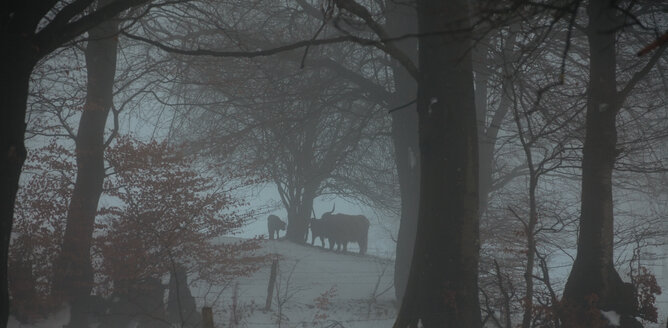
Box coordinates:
[562,0,666,326]
[1,0,159,324]
[146,1,399,243]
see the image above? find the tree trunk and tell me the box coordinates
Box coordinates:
[511,98,539,328]
[473,59,493,215]
[285,187,316,244]
[475,25,517,215]
[1,35,37,326]
[168,265,201,327]
[384,1,420,306]
[521,178,537,328]
[562,0,640,326]
[394,0,481,326]
[52,14,118,328]
[390,97,420,306]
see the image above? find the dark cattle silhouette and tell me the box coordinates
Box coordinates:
[313,205,369,255]
[267,215,286,240]
[309,218,330,247]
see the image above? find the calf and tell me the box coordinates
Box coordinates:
[267,215,286,240]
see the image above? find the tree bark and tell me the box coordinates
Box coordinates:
[390,94,420,306]
[285,186,316,244]
[473,54,493,215]
[394,0,481,326]
[1,35,38,327]
[2,2,148,325]
[52,13,119,328]
[384,1,420,306]
[562,0,640,326]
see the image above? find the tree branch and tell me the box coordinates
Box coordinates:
[122,31,363,58]
[310,58,393,103]
[37,0,96,38]
[294,0,324,20]
[617,41,667,107]
[35,0,151,57]
[334,0,418,79]
[636,30,668,56]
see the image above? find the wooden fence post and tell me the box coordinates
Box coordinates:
[265,258,279,310]
[201,306,214,328]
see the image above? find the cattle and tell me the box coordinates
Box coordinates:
[267,215,286,240]
[311,205,369,255]
[309,218,330,247]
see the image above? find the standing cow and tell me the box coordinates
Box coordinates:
[309,218,331,248]
[312,205,369,255]
[267,215,286,240]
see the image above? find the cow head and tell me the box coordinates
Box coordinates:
[320,203,335,220]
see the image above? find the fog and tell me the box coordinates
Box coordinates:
[4,1,668,328]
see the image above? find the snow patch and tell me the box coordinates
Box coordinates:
[428,97,438,115]
[601,310,620,326]
[408,147,416,169]
[8,304,70,328]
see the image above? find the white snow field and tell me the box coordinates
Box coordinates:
[8,238,397,328]
[8,237,666,327]
[199,238,398,328]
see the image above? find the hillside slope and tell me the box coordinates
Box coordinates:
[201,238,397,327]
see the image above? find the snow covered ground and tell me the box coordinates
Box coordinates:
[8,237,666,327]
[196,238,397,328]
